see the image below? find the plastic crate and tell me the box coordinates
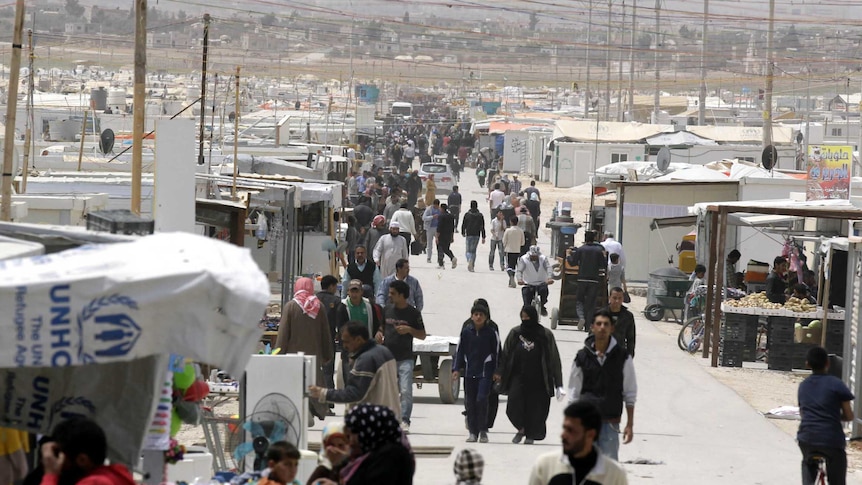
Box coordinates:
[722,325,748,342]
[768,357,793,371]
[721,354,743,367]
[87,210,154,236]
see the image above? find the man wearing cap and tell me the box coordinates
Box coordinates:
[516,245,554,316]
[335,279,383,385]
[373,221,410,278]
[341,245,381,298]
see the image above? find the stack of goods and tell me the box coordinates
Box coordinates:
[767,317,797,371]
[744,261,769,284]
[259,302,282,331]
[723,292,783,312]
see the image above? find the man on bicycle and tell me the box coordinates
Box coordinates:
[516,245,553,316]
[798,346,855,485]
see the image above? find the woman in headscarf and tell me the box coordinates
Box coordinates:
[305,422,350,485]
[339,404,415,485]
[496,305,563,445]
[452,448,484,485]
[276,277,334,420]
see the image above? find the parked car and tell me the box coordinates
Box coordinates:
[419,162,455,194]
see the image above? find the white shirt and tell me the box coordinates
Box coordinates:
[488,189,506,210]
[391,209,417,237]
[602,237,625,267]
[490,217,507,241]
[516,254,551,285]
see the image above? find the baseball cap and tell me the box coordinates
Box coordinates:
[348,279,363,291]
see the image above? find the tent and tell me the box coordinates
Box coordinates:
[0,233,269,464]
[552,119,674,143]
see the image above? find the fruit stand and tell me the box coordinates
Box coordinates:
[720,292,844,370]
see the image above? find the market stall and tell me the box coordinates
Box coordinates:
[697,200,862,369]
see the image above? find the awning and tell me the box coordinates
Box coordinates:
[650,215,696,230]
[645,131,718,146]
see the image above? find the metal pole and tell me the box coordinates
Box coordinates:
[0,0,25,221]
[762,0,775,149]
[131,0,147,215]
[627,0,636,120]
[197,13,211,166]
[21,29,33,193]
[232,67,240,200]
[652,0,660,123]
[698,0,708,125]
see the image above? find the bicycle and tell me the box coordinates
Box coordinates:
[807,437,862,484]
[677,314,706,353]
[520,281,554,323]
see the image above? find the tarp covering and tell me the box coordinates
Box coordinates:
[686,125,795,144]
[0,355,167,466]
[645,131,718,146]
[0,232,269,374]
[553,120,674,143]
[488,121,541,134]
[652,165,730,181]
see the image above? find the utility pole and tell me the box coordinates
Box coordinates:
[21,29,34,193]
[131,0,147,215]
[698,0,708,125]
[197,13,211,166]
[762,0,775,149]
[803,66,810,172]
[232,67,240,200]
[604,0,612,121]
[652,0,661,123]
[627,0,637,120]
[0,0,25,222]
[585,1,593,116]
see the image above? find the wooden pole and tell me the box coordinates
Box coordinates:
[232,66,240,200]
[131,0,147,215]
[762,0,775,148]
[0,0,25,221]
[21,29,33,193]
[77,111,88,171]
[703,210,719,358]
[711,207,728,367]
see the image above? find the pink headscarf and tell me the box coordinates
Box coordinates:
[293,277,321,319]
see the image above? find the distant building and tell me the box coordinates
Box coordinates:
[147,32,192,49]
[65,21,87,35]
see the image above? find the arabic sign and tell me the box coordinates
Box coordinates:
[807,145,851,200]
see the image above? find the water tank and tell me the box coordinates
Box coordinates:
[107,88,126,112]
[90,87,107,111]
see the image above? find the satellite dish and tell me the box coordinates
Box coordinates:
[98,129,115,154]
[656,146,671,172]
[762,144,778,170]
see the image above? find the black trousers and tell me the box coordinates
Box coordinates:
[400,232,412,249]
[464,377,492,435]
[576,280,600,326]
[800,442,846,485]
[522,283,549,308]
[437,238,455,265]
[506,252,520,275]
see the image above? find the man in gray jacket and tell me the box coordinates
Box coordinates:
[308,321,402,420]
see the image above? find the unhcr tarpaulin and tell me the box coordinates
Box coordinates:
[0,233,269,465]
[552,120,673,143]
[0,232,270,374]
[0,355,167,465]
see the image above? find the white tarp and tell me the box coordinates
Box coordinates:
[553,120,674,143]
[0,232,269,375]
[686,125,795,144]
[0,355,167,466]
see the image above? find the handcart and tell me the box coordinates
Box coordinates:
[644,280,691,324]
[413,335,461,404]
[549,260,607,330]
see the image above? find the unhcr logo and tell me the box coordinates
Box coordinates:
[76,294,141,363]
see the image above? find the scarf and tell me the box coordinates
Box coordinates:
[453,448,484,484]
[293,277,321,319]
[519,305,544,342]
[341,404,406,483]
